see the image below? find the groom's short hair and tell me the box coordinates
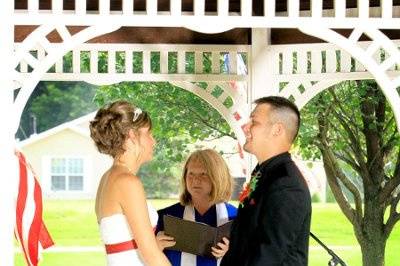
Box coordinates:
[254,96,300,143]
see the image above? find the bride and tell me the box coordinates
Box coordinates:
[90,100,173,266]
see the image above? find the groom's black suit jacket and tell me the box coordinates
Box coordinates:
[221,152,312,266]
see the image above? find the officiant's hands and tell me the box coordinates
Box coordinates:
[211,237,230,259]
[156,231,176,251]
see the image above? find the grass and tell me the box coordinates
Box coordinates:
[41,200,102,246]
[15,252,106,266]
[310,204,400,265]
[15,200,400,266]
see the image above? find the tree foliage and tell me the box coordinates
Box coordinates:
[94,82,235,195]
[17,81,97,139]
[93,82,235,197]
[93,82,235,161]
[297,80,400,266]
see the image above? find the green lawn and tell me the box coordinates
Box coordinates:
[14,200,400,266]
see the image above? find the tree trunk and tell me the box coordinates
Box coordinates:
[356,197,386,266]
[358,234,386,266]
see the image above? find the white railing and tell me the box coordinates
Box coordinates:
[15,43,249,84]
[14,1,400,30]
[270,40,400,83]
[15,39,400,85]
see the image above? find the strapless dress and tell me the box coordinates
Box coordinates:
[99,202,158,266]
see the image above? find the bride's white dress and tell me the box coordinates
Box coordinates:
[99,202,158,266]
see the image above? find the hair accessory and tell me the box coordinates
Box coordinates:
[132,108,142,122]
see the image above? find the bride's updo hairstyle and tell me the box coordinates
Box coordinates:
[89,100,152,158]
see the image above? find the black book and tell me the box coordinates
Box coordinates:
[163,214,233,258]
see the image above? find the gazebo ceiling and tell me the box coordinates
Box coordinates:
[13,0,400,45]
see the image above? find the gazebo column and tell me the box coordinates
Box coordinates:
[250,28,275,101]
[247,28,274,171]
[0,1,17,265]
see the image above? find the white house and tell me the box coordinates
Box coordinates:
[17,112,112,199]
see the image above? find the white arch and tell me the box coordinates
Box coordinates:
[298,26,400,130]
[80,79,248,144]
[279,80,343,110]
[171,81,248,145]
[13,23,121,134]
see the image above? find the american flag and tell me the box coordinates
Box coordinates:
[15,150,54,266]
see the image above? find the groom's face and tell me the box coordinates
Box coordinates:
[243,104,273,155]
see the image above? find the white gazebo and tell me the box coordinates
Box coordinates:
[1,1,400,264]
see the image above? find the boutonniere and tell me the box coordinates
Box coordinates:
[238,171,261,207]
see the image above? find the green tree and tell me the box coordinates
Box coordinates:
[298,80,400,266]
[93,81,235,197]
[93,82,235,158]
[17,81,98,139]
[139,148,182,198]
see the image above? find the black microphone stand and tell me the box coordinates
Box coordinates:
[310,232,348,266]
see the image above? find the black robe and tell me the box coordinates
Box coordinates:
[221,152,312,266]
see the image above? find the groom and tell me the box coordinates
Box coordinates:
[221,96,311,265]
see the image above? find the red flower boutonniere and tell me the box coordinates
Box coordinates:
[238,171,261,207]
[238,182,251,203]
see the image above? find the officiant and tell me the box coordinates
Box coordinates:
[156,149,237,266]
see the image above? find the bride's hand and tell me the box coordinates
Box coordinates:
[156,231,176,251]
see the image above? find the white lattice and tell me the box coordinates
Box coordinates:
[12,24,121,131]
[270,40,400,111]
[298,26,400,128]
[278,80,342,109]
[171,81,248,144]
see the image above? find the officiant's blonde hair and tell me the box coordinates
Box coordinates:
[180,149,233,205]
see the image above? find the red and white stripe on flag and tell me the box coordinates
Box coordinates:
[15,150,54,266]
[237,142,247,176]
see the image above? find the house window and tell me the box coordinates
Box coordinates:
[50,158,84,191]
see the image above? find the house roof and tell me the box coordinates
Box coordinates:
[17,112,96,148]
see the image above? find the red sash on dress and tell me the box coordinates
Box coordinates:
[105,240,138,254]
[105,227,156,254]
